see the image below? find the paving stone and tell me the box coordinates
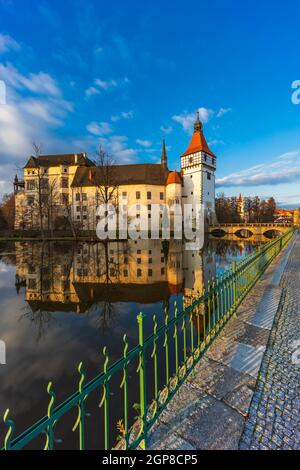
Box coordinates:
[240,237,300,450]
[189,357,255,400]
[224,384,254,416]
[158,387,244,450]
[148,423,196,451]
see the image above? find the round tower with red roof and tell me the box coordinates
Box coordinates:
[181,112,217,225]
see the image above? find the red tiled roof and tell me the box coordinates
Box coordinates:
[166,170,182,185]
[181,130,216,158]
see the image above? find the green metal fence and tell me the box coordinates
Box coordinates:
[1,229,295,451]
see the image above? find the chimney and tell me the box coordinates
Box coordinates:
[74,153,78,164]
[88,168,93,182]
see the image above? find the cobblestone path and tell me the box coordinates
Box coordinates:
[240,237,300,450]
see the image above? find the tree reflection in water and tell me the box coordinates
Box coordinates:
[3,236,268,341]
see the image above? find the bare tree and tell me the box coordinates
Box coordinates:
[31,141,45,237]
[94,146,119,207]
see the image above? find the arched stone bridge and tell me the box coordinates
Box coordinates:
[209,223,293,238]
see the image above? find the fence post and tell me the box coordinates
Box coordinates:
[137,312,147,449]
[231,261,237,315]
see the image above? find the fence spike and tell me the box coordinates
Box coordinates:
[72,362,88,434]
[3,409,15,450]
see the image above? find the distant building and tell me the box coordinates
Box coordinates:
[293,209,300,226]
[14,113,217,231]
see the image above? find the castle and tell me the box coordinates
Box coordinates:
[14,113,217,231]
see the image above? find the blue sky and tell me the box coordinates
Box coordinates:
[1,0,300,206]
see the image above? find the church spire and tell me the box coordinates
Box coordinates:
[194,111,203,133]
[161,139,168,169]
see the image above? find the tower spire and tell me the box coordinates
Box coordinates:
[161,139,168,169]
[194,111,203,133]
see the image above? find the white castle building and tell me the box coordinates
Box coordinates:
[14,113,217,231]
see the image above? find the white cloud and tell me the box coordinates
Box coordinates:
[208,139,225,147]
[136,139,152,148]
[94,46,103,55]
[95,78,117,89]
[172,107,214,134]
[111,110,134,122]
[20,97,73,126]
[217,107,232,118]
[160,125,173,135]
[0,63,61,96]
[216,150,300,188]
[85,86,101,98]
[85,77,129,98]
[86,121,113,136]
[0,34,20,54]
[0,104,32,157]
[0,64,73,169]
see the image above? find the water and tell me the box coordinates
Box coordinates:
[0,236,268,449]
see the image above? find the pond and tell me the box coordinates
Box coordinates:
[0,236,269,449]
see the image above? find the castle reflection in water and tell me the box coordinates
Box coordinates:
[14,237,264,317]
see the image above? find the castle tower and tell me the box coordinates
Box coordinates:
[161,139,168,169]
[180,112,217,225]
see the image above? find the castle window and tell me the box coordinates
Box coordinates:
[149,258,152,264]
[190,175,193,178]
[26,180,36,191]
[137,269,142,277]
[189,157,193,164]
[148,269,153,277]
[82,193,87,201]
[160,192,164,200]
[137,258,141,264]
[137,250,141,254]
[204,154,207,161]
[123,270,128,277]
[136,191,141,200]
[76,193,80,201]
[41,178,49,189]
[161,267,165,275]
[147,191,152,200]
[122,191,127,198]
[61,177,69,188]
[148,204,151,211]
[207,173,211,180]
[77,206,80,212]
[61,194,68,205]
